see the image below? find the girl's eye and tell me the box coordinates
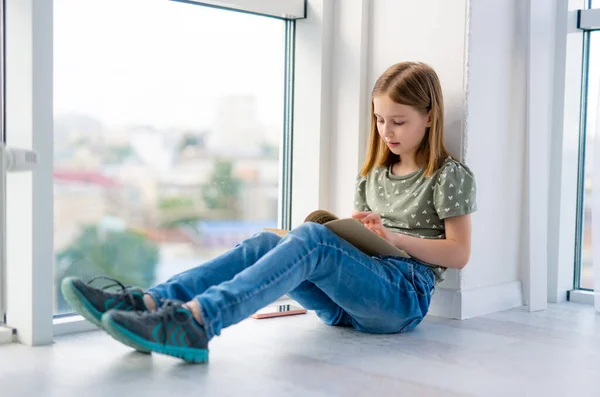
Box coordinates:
[394,121,405,126]
[376,119,384,124]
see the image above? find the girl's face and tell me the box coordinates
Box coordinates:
[373,95,430,159]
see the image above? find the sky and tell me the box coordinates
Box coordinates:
[53,0,285,130]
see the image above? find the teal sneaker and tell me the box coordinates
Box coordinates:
[61,276,152,353]
[61,276,148,327]
[102,300,209,363]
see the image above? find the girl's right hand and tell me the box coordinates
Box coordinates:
[352,211,395,243]
[351,210,370,220]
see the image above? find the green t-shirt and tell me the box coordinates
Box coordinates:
[354,157,477,284]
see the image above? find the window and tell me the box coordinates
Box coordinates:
[53,0,295,315]
[0,0,5,324]
[575,3,600,290]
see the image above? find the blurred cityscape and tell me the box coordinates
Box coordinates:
[582,136,594,290]
[54,95,281,313]
[582,183,593,289]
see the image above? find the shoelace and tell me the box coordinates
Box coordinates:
[87,276,139,310]
[139,299,197,344]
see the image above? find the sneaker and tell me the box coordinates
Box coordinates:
[60,276,147,329]
[101,300,209,363]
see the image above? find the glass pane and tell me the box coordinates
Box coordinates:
[53,0,285,314]
[581,31,600,290]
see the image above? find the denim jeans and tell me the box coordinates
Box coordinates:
[147,222,436,340]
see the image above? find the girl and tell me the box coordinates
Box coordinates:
[61,61,476,363]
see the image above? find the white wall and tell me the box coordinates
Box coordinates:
[463,0,528,291]
[328,0,370,219]
[369,0,468,161]
[292,0,334,227]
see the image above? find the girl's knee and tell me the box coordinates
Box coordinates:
[293,222,330,240]
[249,230,281,248]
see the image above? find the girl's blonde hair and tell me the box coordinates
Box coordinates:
[360,61,450,177]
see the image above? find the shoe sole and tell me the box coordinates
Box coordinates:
[61,278,151,354]
[102,313,209,364]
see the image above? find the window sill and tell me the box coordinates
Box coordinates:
[53,315,99,337]
[568,289,595,305]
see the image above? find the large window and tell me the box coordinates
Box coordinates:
[0,0,5,324]
[575,3,600,290]
[53,0,292,314]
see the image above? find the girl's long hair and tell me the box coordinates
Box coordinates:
[360,62,451,177]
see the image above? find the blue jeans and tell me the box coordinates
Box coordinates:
[147,222,436,340]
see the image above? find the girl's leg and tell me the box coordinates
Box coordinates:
[287,281,352,326]
[149,230,354,327]
[195,222,435,339]
[145,231,281,303]
[99,222,435,362]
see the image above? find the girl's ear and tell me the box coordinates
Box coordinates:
[425,111,432,127]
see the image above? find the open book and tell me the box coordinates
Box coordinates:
[265,210,410,258]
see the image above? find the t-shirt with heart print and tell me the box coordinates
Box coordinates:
[354,157,477,284]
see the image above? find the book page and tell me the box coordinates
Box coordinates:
[304,209,338,225]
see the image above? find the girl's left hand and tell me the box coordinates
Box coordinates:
[352,211,396,243]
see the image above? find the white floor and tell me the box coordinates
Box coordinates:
[1,303,599,397]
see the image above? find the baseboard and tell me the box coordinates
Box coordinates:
[0,325,15,345]
[429,280,524,319]
[460,281,524,319]
[568,289,594,305]
[428,287,462,319]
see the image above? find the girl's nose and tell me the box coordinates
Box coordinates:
[382,125,394,139]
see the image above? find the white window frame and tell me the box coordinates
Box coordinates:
[176,0,306,20]
[0,0,6,327]
[546,0,600,305]
[578,7,600,29]
[4,0,54,345]
[566,4,600,303]
[4,0,356,343]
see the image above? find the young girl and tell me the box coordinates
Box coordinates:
[61,61,476,363]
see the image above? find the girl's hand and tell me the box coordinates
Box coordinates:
[351,211,396,243]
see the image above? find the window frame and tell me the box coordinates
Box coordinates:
[4,0,55,345]
[572,5,600,294]
[547,0,591,305]
[3,0,337,343]
[0,0,6,325]
[172,0,306,20]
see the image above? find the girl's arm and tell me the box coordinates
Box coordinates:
[390,215,471,269]
[353,211,472,269]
